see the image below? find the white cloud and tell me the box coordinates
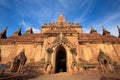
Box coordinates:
[82,27,90,33]
[107,26,119,37]
[74,0,93,23]
[80,0,89,8]
[21,20,40,33]
[102,12,120,24]
[32,27,40,33]
[12,0,59,24]
[0,0,9,7]
[90,12,120,37]
[59,0,89,10]
[21,20,30,29]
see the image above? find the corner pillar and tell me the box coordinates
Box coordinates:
[45,48,53,74]
[70,48,77,63]
[70,48,78,74]
[46,48,53,63]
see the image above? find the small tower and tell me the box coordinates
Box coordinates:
[102,26,110,35]
[117,26,120,38]
[90,26,97,34]
[76,23,82,28]
[57,13,66,23]
[0,27,8,38]
[14,27,22,36]
[26,27,33,34]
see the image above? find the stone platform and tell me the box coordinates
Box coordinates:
[0,71,120,80]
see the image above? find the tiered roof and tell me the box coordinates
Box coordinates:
[0,13,120,44]
[78,33,119,43]
[79,26,120,43]
[0,28,43,44]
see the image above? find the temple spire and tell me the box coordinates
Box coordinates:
[0,27,8,38]
[102,26,110,35]
[60,13,63,17]
[57,13,66,23]
[26,27,33,34]
[14,27,22,36]
[117,26,120,38]
[90,26,97,34]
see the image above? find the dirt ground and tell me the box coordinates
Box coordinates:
[0,71,120,80]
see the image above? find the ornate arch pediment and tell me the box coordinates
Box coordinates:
[51,33,76,48]
[46,33,76,48]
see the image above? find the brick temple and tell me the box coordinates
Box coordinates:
[0,13,120,74]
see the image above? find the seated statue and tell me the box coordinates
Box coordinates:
[11,49,27,73]
[45,62,52,74]
[97,49,114,72]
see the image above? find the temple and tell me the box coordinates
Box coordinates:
[0,13,120,74]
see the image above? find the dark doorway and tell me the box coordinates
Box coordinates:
[55,46,66,73]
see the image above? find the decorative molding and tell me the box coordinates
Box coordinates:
[52,33,76,48]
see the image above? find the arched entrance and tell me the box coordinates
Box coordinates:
[55,46,67,73]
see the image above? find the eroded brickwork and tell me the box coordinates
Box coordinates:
[0,13,120,74]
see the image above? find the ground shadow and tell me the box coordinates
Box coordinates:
[0,73,42,80]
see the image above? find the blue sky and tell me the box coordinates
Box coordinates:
[0,0,120,37]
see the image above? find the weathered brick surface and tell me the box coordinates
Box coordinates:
[0,13,120,74]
